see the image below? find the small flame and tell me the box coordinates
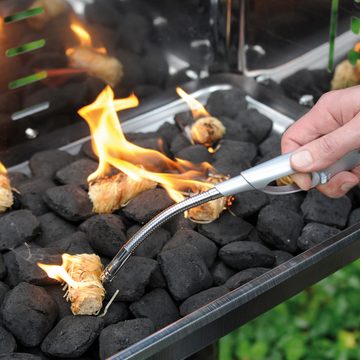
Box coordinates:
[176,87,210,120]
[0,162,7,175]
[71,23,92,47]
[355,42,360,53]
[78,86,213,202]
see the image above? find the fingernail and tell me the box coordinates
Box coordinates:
[291,150,313,169]
[341,183,356,193]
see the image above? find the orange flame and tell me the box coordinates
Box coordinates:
[355,42,360,53]
[0,162,7,175]
[78,86,213,202]
[38,254,85,289]
[176,87,210,120]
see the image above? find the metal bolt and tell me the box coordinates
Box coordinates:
[25,128,39,139]
[299,94,315,107]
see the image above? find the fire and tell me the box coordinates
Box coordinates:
[176,87,210,120]
[0,162,7,175]
[355,42,360,53]
[78,86,214,203]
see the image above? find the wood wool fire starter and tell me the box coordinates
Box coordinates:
[0,164,13,213]
[88,172,157,214]
[190,116,226,147]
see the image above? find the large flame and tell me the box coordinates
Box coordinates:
[78,86,213,202]
[176,87,210,120]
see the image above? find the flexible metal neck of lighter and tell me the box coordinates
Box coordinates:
[101,187,223,283]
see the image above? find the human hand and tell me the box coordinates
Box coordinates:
[281,86,360,198]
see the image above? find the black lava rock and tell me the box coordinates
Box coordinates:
[258,133,281,158]
[176,145,212,163]
[170,133,192,154]
[219,241,275,270]
[231,191,269,218]
[0,282,9,305]
[45,285,72,319]
[18,178,55,216]
[0,210,40,251]
[127,225,170,258]
[55,158,98,187]
[273,250,293,266]
[44,185,93,222]
[162,229,217,268]
[122,188,174,224]
[349,208,360,226]
[29,150,74,179]
[268,192,305,214]
[0,324,17,354]
[213,140,257,164]
[157,122,180,144]
[257,205,304,253]
[211,261,236,286]
[180,286,229,316]
[1,282,57,347]
[198,212,253,246]
[301,190,352,228]
[105,257,158,302]
[99,319,155,359]
[206,89,247,118]
[230,109,273,144]
[158,246,213,301]
[3,245,61,287]
[101,302,130,327]
[0,254,6,279]
[297,222,340,251]
[41,316,104,358]
[36,212,75,247]
[130,288,180,330]
[163,213,196,235]
[226,267,270,290]
[80,214,127,258]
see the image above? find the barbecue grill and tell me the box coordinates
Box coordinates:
[0,1,360,360]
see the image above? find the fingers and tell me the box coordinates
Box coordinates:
[315,171,359,198]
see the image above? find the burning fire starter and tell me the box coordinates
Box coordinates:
[0,162,13,213]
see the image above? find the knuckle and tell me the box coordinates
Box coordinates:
[317,135,338,156]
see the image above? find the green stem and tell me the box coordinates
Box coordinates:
[328,0,339,72]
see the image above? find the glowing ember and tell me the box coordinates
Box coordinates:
[79,86,214,204]
[38,254,105,315]
[0,162,13,213]
[176,87,210,120]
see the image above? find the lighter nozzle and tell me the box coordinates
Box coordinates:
[101,248,132,284]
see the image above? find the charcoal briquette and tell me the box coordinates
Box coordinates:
[231,191,269,218]
[179,286,229,316]
[45,285,72,320]
[8,172,28,188]
[349,208,360,226]
[18,178,55,216]
[0,354,42,360]
[80,214,127,258]
[50,231,94,255]
[0,254,6,279]
[99,319,155,359]
[268,192,305,214]
[210,261,236,286]
[122,188,174,224]
[3,245,61,287]
[206,89,247,118]
[219,241,275,270]
[163,212,196,235]
[198,212,253,246]
[297,222,340,251]
[225,267,270,290]
[81,140,97,161]
[258,133,281,158]
[257,205,303,253]
[36,212,75,247]
[55,158,98,188]
[158,246,213,301]
[211,157,251,177]
[101,302,130,327]
[148,265,167,289]
[213,140,257,164]
[0,210,40,250]
[0,324,17,354]
[170,133,192,154]
[41,316,104,358]
[157,122,180,144]
[272,250,293,266]
[44,185,93,222]
[176,145,212,163]
[0,281,9,306]
[130,288,180,330]
[29,150,74,179]
[301,190,352,228]
[174,111,194,129]
[105,256,158,302]
[127,225,170,258]
[162,229,217,268]
[131,136,169,155]
[1,282,57,347]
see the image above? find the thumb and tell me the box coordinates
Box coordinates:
[290,115,360,174]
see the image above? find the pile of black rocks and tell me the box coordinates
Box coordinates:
[0,88,359,360]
